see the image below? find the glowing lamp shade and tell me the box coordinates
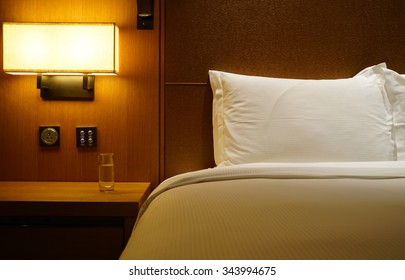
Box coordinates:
[3,23,119,75]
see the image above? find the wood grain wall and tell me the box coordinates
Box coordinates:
[0,0,160,187]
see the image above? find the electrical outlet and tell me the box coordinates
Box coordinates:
[76,127,97,147]
[39,126,60,147]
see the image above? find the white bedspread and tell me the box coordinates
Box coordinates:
[120,162,405,259]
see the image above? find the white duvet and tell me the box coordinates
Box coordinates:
[120,162,405,259]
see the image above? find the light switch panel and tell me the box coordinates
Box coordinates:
[76,127,97,147]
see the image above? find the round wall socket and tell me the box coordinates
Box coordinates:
[40,126,60,146]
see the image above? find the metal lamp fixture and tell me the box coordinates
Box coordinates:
[2,22,119,100]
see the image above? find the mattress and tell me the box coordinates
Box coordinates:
[120,162,405,260]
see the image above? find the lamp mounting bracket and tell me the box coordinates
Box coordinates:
[37,74,95,101]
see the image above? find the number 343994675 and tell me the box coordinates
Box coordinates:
[222,266,276,276]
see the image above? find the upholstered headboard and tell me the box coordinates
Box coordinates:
[161,0,405,180]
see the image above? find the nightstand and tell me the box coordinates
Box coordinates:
[0,181,152,260]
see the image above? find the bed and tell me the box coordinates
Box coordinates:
[120,63,405,259]
[120,162,405,260]
[122,0,405,260]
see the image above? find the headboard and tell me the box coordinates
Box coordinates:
[161,0,405,180]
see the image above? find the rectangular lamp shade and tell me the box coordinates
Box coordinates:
[2,23,119,75]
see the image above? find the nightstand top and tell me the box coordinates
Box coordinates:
[0,181,152,217]
[0,181,151,203]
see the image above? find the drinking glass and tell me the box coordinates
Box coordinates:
[98,153,114,192]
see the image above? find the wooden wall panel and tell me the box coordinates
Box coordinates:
[162,0,405,178]
[0,0,160,187]
[164,85,215,179]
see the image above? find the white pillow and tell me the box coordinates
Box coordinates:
[209,67,395,166]
[357,64,405,160]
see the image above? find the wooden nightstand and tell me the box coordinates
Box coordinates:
[0,181,152,260]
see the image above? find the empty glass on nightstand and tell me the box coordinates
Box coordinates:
[98,153,114,192]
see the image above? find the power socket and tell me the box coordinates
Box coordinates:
[76,127,97,147]
[39,126,60,147]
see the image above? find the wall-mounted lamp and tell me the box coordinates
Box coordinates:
[2,22,119,100]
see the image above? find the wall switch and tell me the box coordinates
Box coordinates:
[76,127,97,147]
[39,126,60,147]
